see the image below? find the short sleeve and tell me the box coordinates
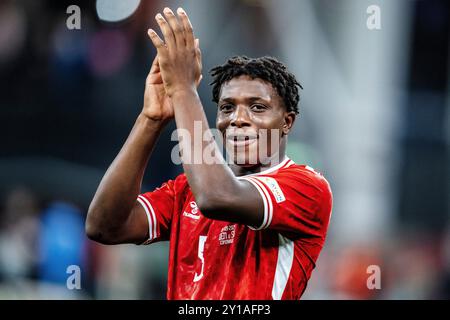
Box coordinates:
[137,179,176,245]
[240,167,333,240]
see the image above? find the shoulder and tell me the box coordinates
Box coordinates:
[284,164,330,187]
[173,173,188,185]
[270,163,333,201]
[171,173,190,191]
[154,173,189,193]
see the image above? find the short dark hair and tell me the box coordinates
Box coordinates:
[209,56,302,114]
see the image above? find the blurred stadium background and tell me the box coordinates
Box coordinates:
[0,0,449,299]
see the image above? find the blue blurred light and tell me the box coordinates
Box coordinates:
[38,202,86,285]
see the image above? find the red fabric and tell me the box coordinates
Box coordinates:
[139,159,332,300]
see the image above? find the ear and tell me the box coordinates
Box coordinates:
[282,111,296,136]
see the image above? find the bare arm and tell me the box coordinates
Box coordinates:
[86,44,202,244]
[148,8,265,227]
[171,90,264,227]
[85,114,165,244]
[86,56,173,244]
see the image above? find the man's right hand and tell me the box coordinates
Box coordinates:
[142,38,202,124]
[142,55,174,123]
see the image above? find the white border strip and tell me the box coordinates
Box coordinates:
[284,160,295,168]
[242,157,291,177]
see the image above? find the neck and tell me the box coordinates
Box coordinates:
[230,139,287,177]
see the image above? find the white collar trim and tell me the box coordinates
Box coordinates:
[239,156,294,177]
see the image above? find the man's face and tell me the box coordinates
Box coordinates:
[216,75,294,167]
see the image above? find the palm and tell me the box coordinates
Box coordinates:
[142,47,202,122]
[143,57,174,121]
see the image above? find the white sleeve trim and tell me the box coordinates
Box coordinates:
[248,177,274,229]
[238,176,272,230]
[137,195,158,244]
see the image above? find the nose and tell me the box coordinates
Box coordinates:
[230,105,251,128]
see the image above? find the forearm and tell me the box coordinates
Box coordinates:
[172,89,239,208]
[87,113,164,235]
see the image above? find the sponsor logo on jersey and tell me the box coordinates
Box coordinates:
[183,201,200,220]
[258,176,286,203]
[219,224,236,245]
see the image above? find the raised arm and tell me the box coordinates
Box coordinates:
[86,43,203,245]
[147,8,266,228]
[85,56,173,245]
[85,57,173,244]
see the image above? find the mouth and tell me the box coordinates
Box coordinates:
[226,133,258,147]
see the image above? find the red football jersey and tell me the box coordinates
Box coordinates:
[137,157,333,300]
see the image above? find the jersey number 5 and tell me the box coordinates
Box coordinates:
[193,235,207,282]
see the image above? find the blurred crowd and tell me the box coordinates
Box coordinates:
[0,186,169,299]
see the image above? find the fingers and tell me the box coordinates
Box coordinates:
[177,7,195,50]
[195,38,203,86]
[163,8,185,48]
[152,7,195,51]
[149,7,201,89]
[155,13,176,51]
[195,38,201,56]
[195,38,203,69]
[147,28,166,52]
[149,55,160,74]
[196,74,203,87]
[147,55,163,84]
[147,70,163,85]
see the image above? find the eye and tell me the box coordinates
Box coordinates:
[219,104,234,113]
[250,104,268,112]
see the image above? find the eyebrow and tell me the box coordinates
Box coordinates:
[219,96,271,104]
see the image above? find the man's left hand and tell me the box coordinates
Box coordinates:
[147,7,202,98]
